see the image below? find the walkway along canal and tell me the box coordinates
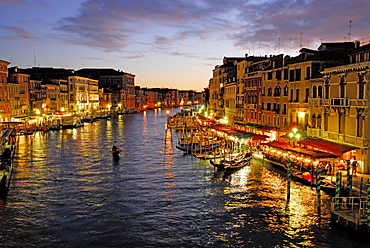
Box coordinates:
[0,108,369,247]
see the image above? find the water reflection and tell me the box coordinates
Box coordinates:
[0,109,368,247]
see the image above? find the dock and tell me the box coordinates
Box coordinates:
[331,197,369,231]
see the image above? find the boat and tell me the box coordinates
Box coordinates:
[210,153,252,170]
[60,116,84,129]
[0,129,16,194]
[81,116,95,123]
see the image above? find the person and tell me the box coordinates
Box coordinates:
[112,141,118,152]
[351,160,357,176]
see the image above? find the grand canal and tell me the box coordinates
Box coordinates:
[0,108,368,247]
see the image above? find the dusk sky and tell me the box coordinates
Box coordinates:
[1,0,369,91]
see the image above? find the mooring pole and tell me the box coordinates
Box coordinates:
[335,172,341,210]
[317,168,322,215]
[367,181,370,232]
[287,162,291,203]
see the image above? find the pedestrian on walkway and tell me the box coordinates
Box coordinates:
[351,160,357,176]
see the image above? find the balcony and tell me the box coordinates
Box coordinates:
[331,98,350,107]
[245,104,257,109]
[308,98,323,107]
[350,99,367,106]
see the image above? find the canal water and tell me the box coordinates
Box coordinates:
[0,108,368,248]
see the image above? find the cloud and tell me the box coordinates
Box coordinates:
[53,0,370,55]
[0,25,36,40]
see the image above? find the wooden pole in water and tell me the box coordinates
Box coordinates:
[367,181,370,232]
[316,168,322,214]
[360,177,364,197]
[346,160,351,196]
[287,162,291,203]
[335,172,341,210]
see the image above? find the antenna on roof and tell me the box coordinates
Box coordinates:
[348,20,352,42]
[300,33,303,48]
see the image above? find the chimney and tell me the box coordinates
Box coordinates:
[355,40,360,48]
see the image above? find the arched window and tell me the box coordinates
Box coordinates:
[312,86,317,98]
[318,86,323,98]
[268,86,272,96]
[317,114,322,128]
[311,114,317,128]
[284,85,288,96]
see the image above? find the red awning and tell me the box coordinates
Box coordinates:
[286,147,338,159]
[297,138,357,156]
[263,141,294,150]
[251,134,268,141]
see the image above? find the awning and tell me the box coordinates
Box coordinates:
[297,138,358,156]
[251,133,268,141]
[264,141,294,150]
[286,147,338,159]
[261,126,276,131]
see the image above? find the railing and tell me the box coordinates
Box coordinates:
[331,197,368,218]
[331,98,350,107]
[308,98,323,107]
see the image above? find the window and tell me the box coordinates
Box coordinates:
[284,85,288,96]
[311,114,317,128]
[312,86,317,98]
[318,86,323,98]
[267,86,272,96]
[295,68,301,81]
[295,89,299,102]
[305,88,309,102]
[317,114,322,128]
[357,114,364,137]
[290,89,294,102]
[276,70,282,80]
[306,66,311,79]
[324,78,330,99]
[358,73,365,99]
[267,72,272,80]
[339,76,346,98]
[284,69,288,80]
[289,70,295,82]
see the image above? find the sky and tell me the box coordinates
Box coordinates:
[0,0,369,91]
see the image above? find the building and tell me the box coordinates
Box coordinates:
[320,42,370,173]
[0,60,10,121]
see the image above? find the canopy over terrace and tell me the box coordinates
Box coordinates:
[210,124,268,141]
[263,141,338,159]
[297,138,358,157]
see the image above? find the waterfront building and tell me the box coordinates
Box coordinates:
[135,86,146,110]
[68,76,98,114]
[235,55,266,123]
[124,73,136,111]
[144,88,159,109]
[7,67,30,119]
[0,59,11,122]
[286,42,354,132]
[44,79,61,112]
[77,68,136,113]
[210,57,244,117]
[320,41,370,173]
[29,79,45,115]
[223,66,237,123]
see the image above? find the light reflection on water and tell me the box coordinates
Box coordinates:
[0,109,368,247]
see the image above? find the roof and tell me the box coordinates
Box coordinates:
[297,138,358,156]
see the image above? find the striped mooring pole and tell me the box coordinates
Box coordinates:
[346,174,352,196]
[317,168,322,214]
[335,172,341,210]
[367,181,370,232]
[287,162,291,203]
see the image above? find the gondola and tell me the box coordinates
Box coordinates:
[210,153,252,171]
[111,146,121,160]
